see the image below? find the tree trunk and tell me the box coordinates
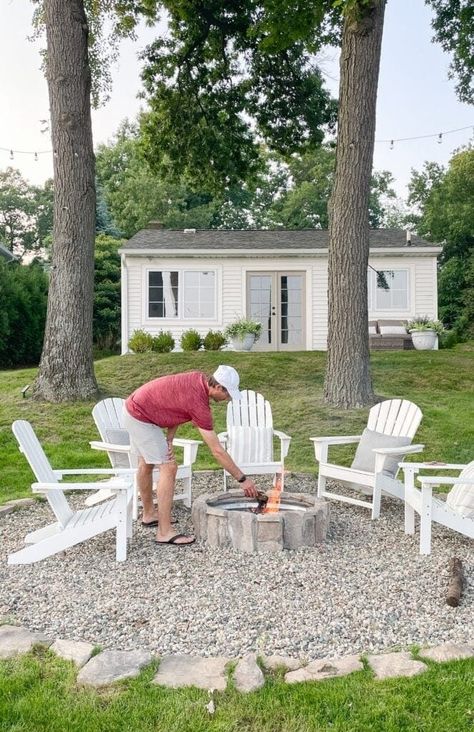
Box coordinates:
[34,0,98,402]
[324,1,386,408]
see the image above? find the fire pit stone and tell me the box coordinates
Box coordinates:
[191,490,330,553]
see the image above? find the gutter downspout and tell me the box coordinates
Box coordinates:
[121,253,128,354]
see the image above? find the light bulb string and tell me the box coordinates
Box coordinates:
[0,124,472,157]
[377,124,472,144]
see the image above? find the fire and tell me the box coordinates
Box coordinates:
[263,472,284,513]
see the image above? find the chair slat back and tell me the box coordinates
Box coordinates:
[12,420,73,527]
[227,426,274,464]
[446,461,474,516]
[227,390,273,429]
[92,398,131,469]
[368,399,422,439]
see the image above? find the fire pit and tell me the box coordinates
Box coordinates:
[191,489,330,553]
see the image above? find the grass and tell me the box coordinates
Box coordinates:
[1,346,474,729]
[1,648,474,731]
[0,345,473,503]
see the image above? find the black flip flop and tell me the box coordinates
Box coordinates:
[155,534,195,546]
[141,518,178,527]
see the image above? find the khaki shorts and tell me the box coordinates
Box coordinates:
[122,405,172,465]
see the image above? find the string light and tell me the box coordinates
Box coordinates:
[376,124,472,145]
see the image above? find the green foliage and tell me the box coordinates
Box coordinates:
[180,329,202,352]
[224,317,262,341]
[203,330,227,351]
[405,316,445,334]
[0,260,48,367]
[408,148,474,335]
[128,329,154,353]
[93,234,123,351]
[139,1,337,191]
[0,168,53,260]
[151,331,175,353]
[426,0,474,103]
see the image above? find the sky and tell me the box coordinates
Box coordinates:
[0,0,472,199]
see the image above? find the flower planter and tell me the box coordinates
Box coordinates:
[410,330,438,350]
[230,333,255,351]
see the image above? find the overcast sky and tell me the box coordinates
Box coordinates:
[1,0,472,199]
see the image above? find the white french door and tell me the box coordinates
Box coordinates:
[246,272,305,351]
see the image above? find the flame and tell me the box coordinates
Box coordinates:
[263,472,283,513]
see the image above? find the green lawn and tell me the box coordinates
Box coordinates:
[0,346,473,503]
[1,648,474,732]
[1,347,474,730]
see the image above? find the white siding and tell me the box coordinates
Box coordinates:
[122,252,439,352]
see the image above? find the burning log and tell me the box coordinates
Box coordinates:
[446,557,464,607]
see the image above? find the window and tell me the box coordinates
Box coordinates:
[368,269,409,310]
[149,271,179,318]
[148,270,216,319]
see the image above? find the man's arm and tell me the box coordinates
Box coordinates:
[197,428,258,497]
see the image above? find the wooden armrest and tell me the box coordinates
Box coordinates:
[310,435,361,445]
[373,444,424,455]
[33,480,132,492]
[89,440,131,453]
[400,462,468,471]
[418,476,474,487]
[54,468,135,477]
[172,438,202,447]
[274,430,292,442]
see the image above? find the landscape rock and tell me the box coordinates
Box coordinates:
[285,655,363,683]
[368,651,427,679]
[0,625,51,659]
[234,653,265,692]
[77,649,152,686]
[153,655,231,690]
[50,638,95,668]
[418,642,474,663]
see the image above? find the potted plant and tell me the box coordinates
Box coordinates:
[405,316,444,350]
[224,317,262,351]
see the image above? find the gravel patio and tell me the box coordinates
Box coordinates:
[1,471,473,660]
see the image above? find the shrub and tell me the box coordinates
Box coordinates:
[152,330,175,353]
[439,330,458,349]
[203,330,227,351]
[93,234,122,352]
[128,329,153,353]
[0,260,48,367]
[180,329,202,351]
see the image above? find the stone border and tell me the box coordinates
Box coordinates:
[1,624,473,691]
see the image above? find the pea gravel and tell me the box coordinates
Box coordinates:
[1,472,473,659]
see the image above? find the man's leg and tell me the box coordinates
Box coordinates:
[156,461,194,544]
[136,458,157,524]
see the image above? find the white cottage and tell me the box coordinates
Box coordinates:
[119,225,442,353]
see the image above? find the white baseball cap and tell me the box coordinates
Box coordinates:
[213,365,242,400]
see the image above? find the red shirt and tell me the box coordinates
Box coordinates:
[125,371,213,430]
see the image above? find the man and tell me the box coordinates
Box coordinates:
[123,365,258,546]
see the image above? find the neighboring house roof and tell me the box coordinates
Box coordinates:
[0,242,16,262]
[120,227,441,254]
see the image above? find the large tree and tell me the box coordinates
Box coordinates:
[34,0,99,401]
[324,0,386,407]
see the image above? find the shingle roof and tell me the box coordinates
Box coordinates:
[121,227,438,251]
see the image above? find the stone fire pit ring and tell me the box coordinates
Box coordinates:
[191,489,330,553]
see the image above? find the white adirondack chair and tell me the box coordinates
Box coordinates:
[86,397,201,516]
[9,420,134,564]
[311,399,424,519]
[217,389,291,490]
[400,461,474,554]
